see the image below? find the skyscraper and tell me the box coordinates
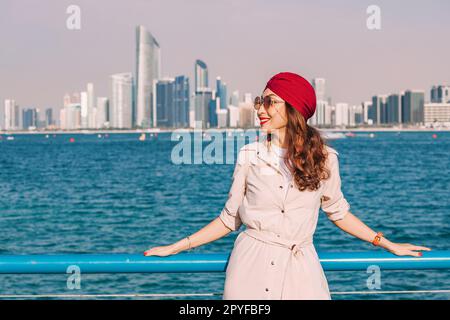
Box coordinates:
[228,105,239,127]
[312,78,326,101]
[156,78,175,127]
[96,97,109,128]
[135,25,161,128]
[22,108,38,129]
[80,91,88,128]
[195,60,208,91]
[335,103,349,126]
[387,94,401,124]
[195,88,213,129]
[174,75,190,128]
[216,77,228,110]
[402,90,425,124]
[45,108,53,127]
[61,103,81,130]
[370,95,388,125]
[361,101,371,124]
[111,73,133,129]
[4,99,19,130]
[230,90,240,107]
[87,82,96,128]
[208,92,218,128]
[431,85,450,103]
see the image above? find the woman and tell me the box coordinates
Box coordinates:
[144,72,431,300]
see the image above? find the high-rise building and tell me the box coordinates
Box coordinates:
[228,105,239,127]
[402,90,425,124]
[361,101,371,124]
[96,97,109,128]
[195,60,208,91]
[312,78,326,101]
[194,88,213,129]
[386,94,401,124]
[45,108,53,127]
[335,103,349,126]
[216,77,228,110]
[208,93,218,128]
[87,82,96,128]
[430,85,450,103]
[370,95,388,125]
[22,108,38,129]
[80,91,88,128]
[61,103,81,130]
[156,78,175,127]
[135,25,161,128]
[230,90,240,107]
[174,76,190,128]
[111,73,133,129]
[217,109,228,128]
[4,99,19,130]
[189,92,196,128]
[351,105,364,125]
[309,100,330,126]
[238,99,255,128]
[154,76,190,128]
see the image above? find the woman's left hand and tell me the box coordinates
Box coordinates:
[387,243,432,257]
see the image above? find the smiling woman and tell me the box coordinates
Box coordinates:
[144,71,431,300]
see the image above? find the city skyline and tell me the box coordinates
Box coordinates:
[1,0,449,112]
[3,63,450,130]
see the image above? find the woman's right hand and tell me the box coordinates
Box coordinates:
[143,244,178,257]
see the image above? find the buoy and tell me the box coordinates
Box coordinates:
[69,137,75,143]
[432,134,437,139]
[139,133,146,141]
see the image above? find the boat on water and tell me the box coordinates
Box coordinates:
[321,132,346,140]
[139,133,146,141]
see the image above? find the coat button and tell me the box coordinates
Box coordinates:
[276,234,280,238]
[265,288,269,292]
[279,185,283,189]
[271,261,275,265]
[290,184,293,188]
[281,209,285,213]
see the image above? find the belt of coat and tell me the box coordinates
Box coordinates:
[242,228,314,298]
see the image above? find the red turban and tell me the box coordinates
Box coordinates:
[264,72,316,121]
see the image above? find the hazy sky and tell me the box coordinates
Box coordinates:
[1,0,449,111]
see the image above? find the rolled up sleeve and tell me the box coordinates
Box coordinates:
[218,147,249,231]
[321,150,350,222]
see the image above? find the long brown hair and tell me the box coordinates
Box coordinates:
[270,102,331,191]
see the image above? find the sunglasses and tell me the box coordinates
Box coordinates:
[253,95,285,111]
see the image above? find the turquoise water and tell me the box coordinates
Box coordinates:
[0,131,449,300]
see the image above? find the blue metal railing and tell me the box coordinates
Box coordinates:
[1,251,449,274]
